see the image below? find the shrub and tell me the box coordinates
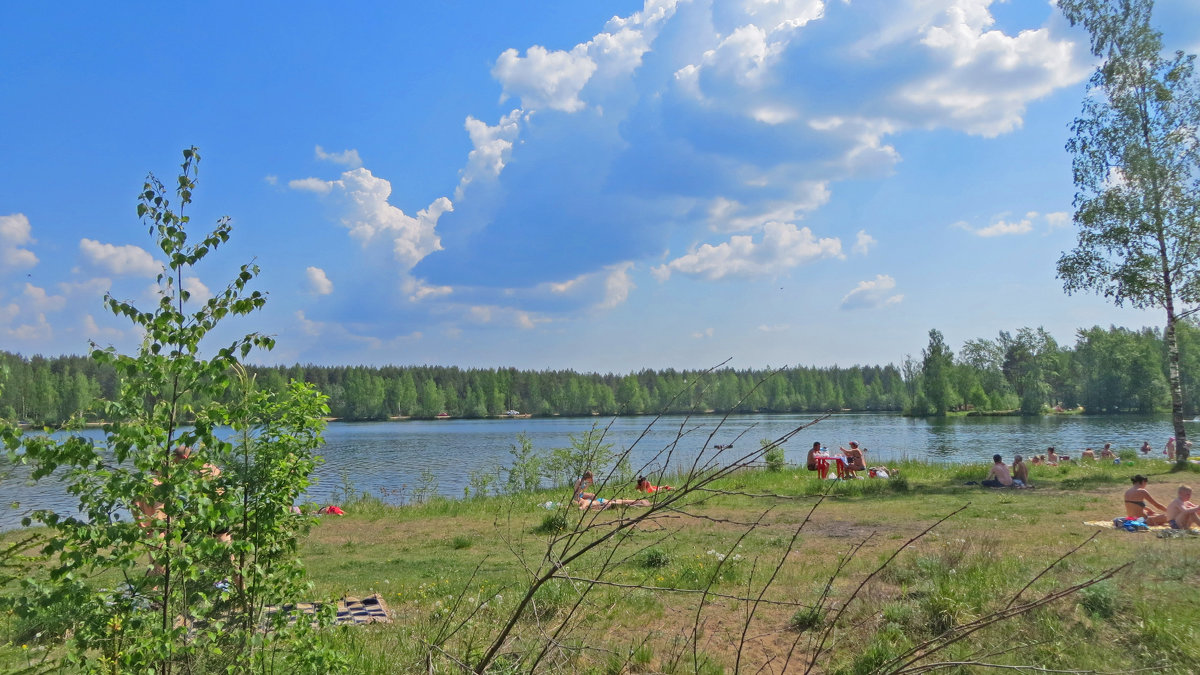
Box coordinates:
[639,547,671,569]
[789,606,825,632]
[764,443,786,472]
[1079,581,1117,619]
[534,512,569,535]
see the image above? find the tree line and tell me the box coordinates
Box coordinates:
[2,321,1198,425]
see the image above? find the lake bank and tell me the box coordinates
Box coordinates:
[2,412,1185,531]
[4,458,1199,672]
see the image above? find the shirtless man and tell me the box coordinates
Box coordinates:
[1123,475,1169,525]
[1099,444,1115,460]
[1011,455,1029,487]
[806,442,822,472]
[1080,447,1095,461]
[982,454,1013,488]
[1164,485,1200,530]
[1045,447,1059,465]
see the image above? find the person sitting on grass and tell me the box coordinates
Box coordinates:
[1164,485,1200,530]
[1011,455,1029,487]
[1100,444,1115,460]
[840,442,866,473]
[636,476,673,494]
[1123,475,1169,525]
[1080,447,1095,461]
[574,471,596,502]
[982,454,1014,488]
[1046,447,1060,465]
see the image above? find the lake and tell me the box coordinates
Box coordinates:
[1,412,1185,530]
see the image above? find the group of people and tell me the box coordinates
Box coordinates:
[981,454,1030,488]
[1123,475,1200,530]
[570,471,673,510]
[804,441,894,478]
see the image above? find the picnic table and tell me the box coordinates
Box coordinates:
[812,454,853,479]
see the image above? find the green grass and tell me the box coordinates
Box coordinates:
[4,456,1200,673]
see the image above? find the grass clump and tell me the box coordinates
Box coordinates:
[789,606,825,632]
[638,547,671,569]
[533,512,569,535]
[451,535,473,550]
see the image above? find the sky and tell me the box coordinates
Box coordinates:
[3,0,1200,374]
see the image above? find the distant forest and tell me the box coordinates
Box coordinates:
[3,323,1199,425]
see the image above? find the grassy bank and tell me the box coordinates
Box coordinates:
[5,457,1200,673]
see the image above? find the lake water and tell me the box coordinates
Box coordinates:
[1,412,1185,530]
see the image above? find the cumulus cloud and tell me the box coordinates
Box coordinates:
[305,266,333,295]
[290,167,451,270]
[23,283,65,312]
[465,304,549,330]
[183,277,212,304]
[493,44,598,113]
[654,222,842,281]
[82,314,123,340]
[315,145,363,168]
[955,211,1036,237]
[852,230,877,255]
[404,278,453,302]
[0,213,38,269]
[457,110,523,200]
[1045,211,1071,230]
[840,274,904,310]
[79,238,160,277]
[3,312,52,342]
[546,262,636,309]
[692,327,714,339]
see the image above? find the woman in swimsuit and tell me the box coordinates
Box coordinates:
[1124,475,1169,525]
[636,476,673,494]
[574,471,596,501]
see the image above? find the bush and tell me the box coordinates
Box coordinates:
[1079,581,1117,619]
[638,547,671,569]
[533,512,569,535]
[789,606,825,632]
[451,536,473,550]
[764,441,786,472]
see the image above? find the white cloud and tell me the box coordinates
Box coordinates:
[22,283,65,312]
[956,215,1034,237]
[852,230,877,255]
[493,44,598,113]
[3,312,52,342]
[1045,211,1071,230]
[264,175,279,186]
[183,277,212,304]
[840,274,904,310]
[0,213,38,269]
[706,188,830,233]
[288,177,334,194]
[404,278,453,302]
[305,266,334,295]
[546,261,636,309]
[457,109,523,200]
[79,238,161,277]
[900,0,1090,136]
[82,314,123,340]
[655,222,842,281]
[465,304,548,330]
[692,327,714,339]
[315,145,363,168]
[291,167,452,270]
[757,324,789,332]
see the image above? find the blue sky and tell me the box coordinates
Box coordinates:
[3,0,1199,373]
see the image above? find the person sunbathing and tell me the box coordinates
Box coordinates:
[636,477,673,494]
[1124,475,1169,525]
[1011,455,1029,487]
[575,496,651,510]
[1045,447,1059,465]
[1099,444,1115,460]
[1080,447,1095,461]
[1164,485,1200,530]
[981,454,1014,488]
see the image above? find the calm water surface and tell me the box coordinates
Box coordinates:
[2,413,1185,529]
